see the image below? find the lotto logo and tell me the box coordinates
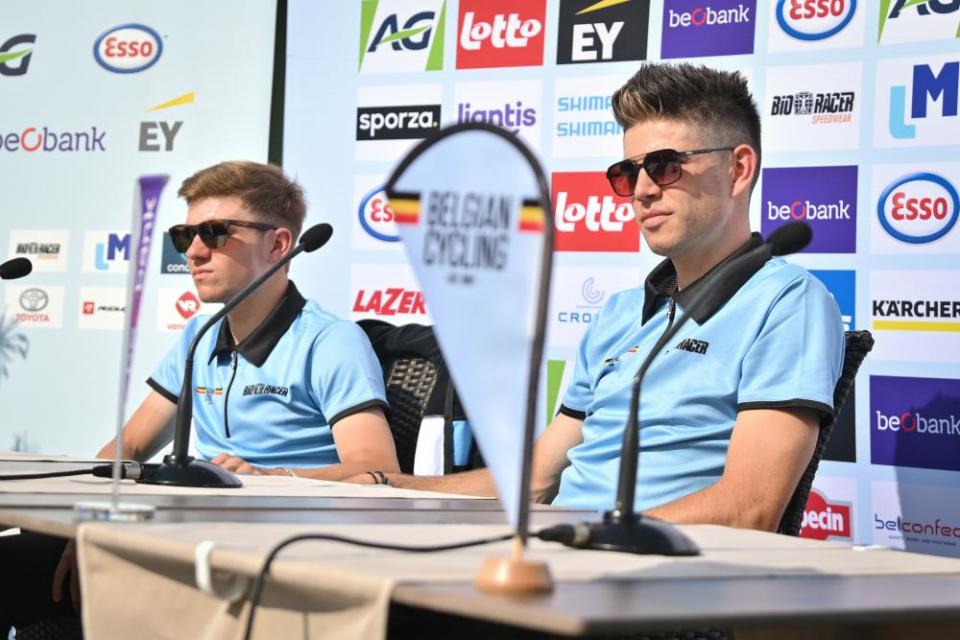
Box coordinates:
[456,0,546,69]
[551,172,639,252]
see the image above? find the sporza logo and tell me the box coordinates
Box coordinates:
[359,0,445,72]
[775,0,857,40]
[877,173,959,244]
[358,185,399,243]
[888,60,958,140]
[456,0,546,69]
[356,104,440,140]
[93,24,162,73]
[0,34,36,76]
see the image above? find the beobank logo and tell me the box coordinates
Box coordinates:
[358,185,399,243]
[93,24,162,73]
[551,172,639,252]
[877,173,959,245]
[456,0,546,69]
[800,489,853,541]
[775,0,857,40]
[761,166,857,253]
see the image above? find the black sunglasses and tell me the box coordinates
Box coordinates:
[167,218,277,253]
[605,147,735,196]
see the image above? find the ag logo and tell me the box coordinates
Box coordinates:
[877,172,959,244]
[19,288,48,312]
[176,291,201,320]
[879,0,960,44]
[359,0,446,72]
[93,23,162,73]
[358,186,399,242]
[0,34,36,76]
[776,0,857,40]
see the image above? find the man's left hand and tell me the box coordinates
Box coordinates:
[210,453,277,475]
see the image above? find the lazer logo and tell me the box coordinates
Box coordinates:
[456,0,546,69]
[551,172,639,252]
[888,61,958,139]
[359,0,445,72]
[0,34,36,76]
[356,105,440,140]
[93,23,162,74]
[352,288,427,316]
[800,489,852,540]
[877,173,959,244]
[456,100,537,134]
[775,0,857,40]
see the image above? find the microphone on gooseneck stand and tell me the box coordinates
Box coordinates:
[139,223,334,488]
[0,257,33,280]
[539,222,813,555]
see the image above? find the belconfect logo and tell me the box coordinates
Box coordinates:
[662,0,756,59]
[93,24,162,73]
[0,125,107,153]
[887,60,959,141]
[878,0,960,44]
[876,173,959,244]
[358,185,399,243]
[359,0,446,72]
[800,489,853,541]
[871,375,960,473]
[160,232,190,274]
[761,166,857,253]
[775,0,857,40]
[551,172,639,252]
[770,90,856,123]
[0,34,36,76]
[556,0,649,65]
[356,104,441,140]
[456,0,546,69]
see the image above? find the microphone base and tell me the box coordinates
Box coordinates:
[578,512,700,556]
[136,455,243,488]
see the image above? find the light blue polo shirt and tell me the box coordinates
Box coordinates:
[555,234,844,513]
[148,282,388,468]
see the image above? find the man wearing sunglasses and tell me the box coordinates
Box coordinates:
[0,161,400,634]
[353,63,843,534]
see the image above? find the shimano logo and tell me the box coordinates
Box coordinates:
[356,105,440,141]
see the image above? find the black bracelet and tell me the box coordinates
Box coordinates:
[366,471,381,485]
[371,470,389,486]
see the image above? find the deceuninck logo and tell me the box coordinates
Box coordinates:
[93,23,162,73]
[359,0,446,72]
[881,56,960,145]
[661,0,756,59]
[761,166,857,253]
[878,0,960,44]
[800,489,853,541]
[871,375,960,473]
[556,0,649,65]
[456,0,546,69]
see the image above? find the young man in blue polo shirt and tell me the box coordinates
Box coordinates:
[358,63,844,533]
[1,161,400,633]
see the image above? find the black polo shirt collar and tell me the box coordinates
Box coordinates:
[641,232,766,325]
[209,281,307,367]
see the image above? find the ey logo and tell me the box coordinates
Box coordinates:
[140,91,193,152]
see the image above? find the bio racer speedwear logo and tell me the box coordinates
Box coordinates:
[551,172,639,252]
[776,0,857,40]
[93,24,162,73]
[457,0,545,69]
[877,173,959,244]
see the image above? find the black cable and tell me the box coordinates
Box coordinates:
[0,468,94,481]
[241,531,514,640]
[0,462,153,481]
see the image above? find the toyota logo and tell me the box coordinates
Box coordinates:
[19,288,48,312]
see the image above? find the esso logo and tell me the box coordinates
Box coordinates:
[776,0,856,41]
[176,291,200,320]
[358,186,399,243]
[93,24,163,73]
[878,172,960,244]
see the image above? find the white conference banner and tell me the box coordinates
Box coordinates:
[386,124,551,531]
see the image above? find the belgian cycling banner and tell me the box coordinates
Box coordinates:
[385,123,553,537]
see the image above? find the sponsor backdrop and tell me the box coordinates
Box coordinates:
[284,0,960,555]
[0,2,276,454]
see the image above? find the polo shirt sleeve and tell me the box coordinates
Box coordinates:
[736,274,844,419]
[310,321,389,427]
[558,303,606,421]
[146,317,202,405]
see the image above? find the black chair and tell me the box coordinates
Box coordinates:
[357,319,470,475]
[777,330,874,536]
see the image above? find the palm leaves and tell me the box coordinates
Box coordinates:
[0,311,29,386]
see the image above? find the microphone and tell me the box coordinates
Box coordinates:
[0,257,32,280]
[139,223,334,487]
[557,222,812,555]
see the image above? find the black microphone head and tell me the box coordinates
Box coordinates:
[767,221,812,256]
[0,257,32,280]
[299,223,333,252]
